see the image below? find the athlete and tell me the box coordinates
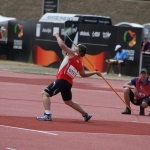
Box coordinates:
[37,33,102,122]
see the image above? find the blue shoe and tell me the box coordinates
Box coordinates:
[37,113,52,121]
[83,113,92,122]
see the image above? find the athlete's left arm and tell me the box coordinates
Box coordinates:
[54,33,75,57]
[79,66,102,77]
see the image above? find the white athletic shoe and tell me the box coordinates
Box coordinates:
[102,72,108,76]
[118,73,122,77]
[37,113,52,121]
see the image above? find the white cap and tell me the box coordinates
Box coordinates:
[115,45,121,51]
[1,26,6,31]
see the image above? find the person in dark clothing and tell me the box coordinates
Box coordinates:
[141,36,150,52]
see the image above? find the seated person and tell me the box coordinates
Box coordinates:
[141,36,150,52]
[102,45,127,77]
[122,68,150,115]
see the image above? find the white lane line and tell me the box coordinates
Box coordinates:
[131,120,150,124]
[51,131,150,137]
[0,125,58,136]
[6,148,16,150]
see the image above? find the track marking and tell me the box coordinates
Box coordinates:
[2,125,150,137]
[131,120,150,124]
[51,131,150,137]
[1,125,150,138]
[0,125,58,136]
[6,148,16,150]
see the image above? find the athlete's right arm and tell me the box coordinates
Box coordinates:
[79,66,102,77]
[54,33,75,57]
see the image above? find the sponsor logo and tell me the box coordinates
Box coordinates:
[72,27,77,34]
[123,30,136,47]
[53,27,59,35]
[64,27,78,36]
[138,92,145,97]
[61,29,65,35]
[42,28,51,33]
[92,31,100,37]
[140,86,144,90]
[125,49,135,61]
[80,31,90,36]
[99,20,110,24]
[13,40,22,49]
[47,16,79,22]
[14,24,23,38]
[36,24,41,37]
[102,32,111,39]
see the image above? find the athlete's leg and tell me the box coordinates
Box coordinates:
[61,82,92,121]
[37,80,65,120]
[42,91,51,111]
[61,85,87,116]
[37,91,52,121]
[64,100,87,116]
[42,79,66,111]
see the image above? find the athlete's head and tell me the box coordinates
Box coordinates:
[77,44,87,57]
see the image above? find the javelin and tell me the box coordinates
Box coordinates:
[84,56,139,120]
[66,35,139,120]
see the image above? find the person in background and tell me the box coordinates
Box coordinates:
[37,33,102,122]
[0,26,6,39]
[102,45,127,77]
[122,68,150,115]
[141,36,150,52]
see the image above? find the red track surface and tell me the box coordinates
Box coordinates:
[0,70,150,150]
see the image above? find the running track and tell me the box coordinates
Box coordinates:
[0,70,150,150]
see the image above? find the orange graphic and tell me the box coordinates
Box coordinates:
[128,30,135,38]
[32,45,61,66]
[81,51,111,72]
[124,30,136,47]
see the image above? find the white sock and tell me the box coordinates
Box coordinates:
[45,110,50,115]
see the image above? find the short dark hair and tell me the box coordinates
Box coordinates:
[77,44,87,57]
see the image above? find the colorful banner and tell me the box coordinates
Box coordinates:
[7,20,33,62]
[7,21,142,76]
[7,21,64,67]
[78,24,142,76]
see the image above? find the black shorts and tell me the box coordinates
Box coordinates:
[129,90,150,106]
[44,79,72,101]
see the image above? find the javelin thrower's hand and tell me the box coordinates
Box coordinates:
[96,71,102,77]
[54,32,59,36]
